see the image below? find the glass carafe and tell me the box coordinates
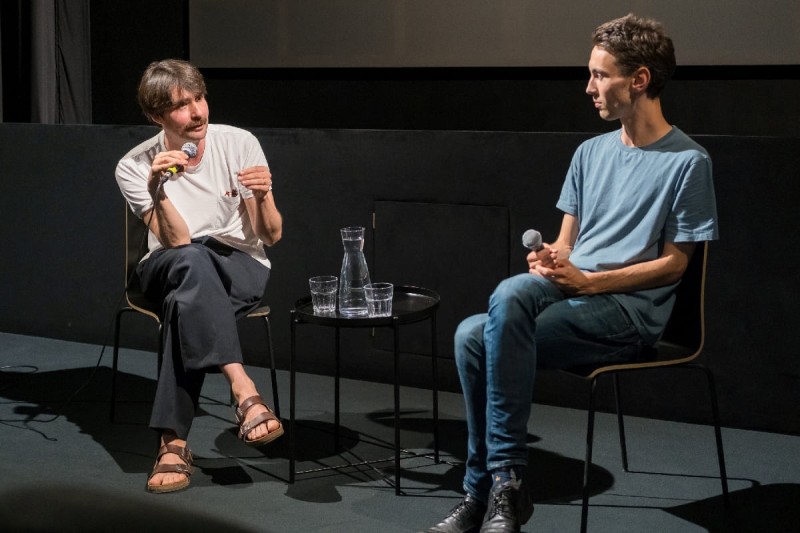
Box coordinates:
[338,226,371,317]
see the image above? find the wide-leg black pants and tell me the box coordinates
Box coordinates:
[136,237,269,438]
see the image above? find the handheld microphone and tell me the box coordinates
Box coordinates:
[523,228,571,265]
[522,229,544,251]
[160,142,198,184]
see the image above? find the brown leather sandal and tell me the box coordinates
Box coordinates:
[146,443,194,494]
[235,395,284,447]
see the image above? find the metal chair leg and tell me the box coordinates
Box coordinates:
[262,315,281,419]
[111,307,163,422]
[110,307,130,422]
[581,378,599,533]
[613,373,629,471]
[693,364,730,508]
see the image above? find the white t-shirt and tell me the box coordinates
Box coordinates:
[116,124,271,268]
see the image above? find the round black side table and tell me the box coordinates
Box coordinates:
[289,286,440,495]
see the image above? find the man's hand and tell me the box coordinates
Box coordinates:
[528,243,572,272]
[527,246,555,271]
[534,257,591,296]
[149,149,191,198]
[238,166,273,198]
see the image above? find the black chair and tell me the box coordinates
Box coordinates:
[562,242,729,532]
[110,205,280,422]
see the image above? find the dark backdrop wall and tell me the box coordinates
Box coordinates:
[87,1,800,137]
[1,124,798,437]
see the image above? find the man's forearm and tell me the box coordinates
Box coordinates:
[582,242,694,295]
[248,194,282,246]
[146,192,191,248]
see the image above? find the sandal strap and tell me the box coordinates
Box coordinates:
[235,395,266,423]
[150,462,193,477]
[149,444,194,481]
[156,443,194,466]
[238,406,279,440]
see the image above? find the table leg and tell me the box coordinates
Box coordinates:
[289,310,297,483]
[393,317,401,495]
[335,326,341,452]
[431,311,440,463]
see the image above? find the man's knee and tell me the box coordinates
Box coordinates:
[163,244,217,274]
[454,314,487,367]
[162,243,207,262]
[489,274,542,308]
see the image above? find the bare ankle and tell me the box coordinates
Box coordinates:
[160,431,185,449]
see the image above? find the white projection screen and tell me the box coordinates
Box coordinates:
[189,0,800,68]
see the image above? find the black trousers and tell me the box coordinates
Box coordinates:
[136,237,269,439]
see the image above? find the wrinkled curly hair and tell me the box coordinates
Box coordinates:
[137,59,207,123]
[592,14,676,98]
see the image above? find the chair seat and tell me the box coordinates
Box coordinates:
[247,305,271,318]
[564,340,696,379]
[125,291,271,323]
[125,290,161,322]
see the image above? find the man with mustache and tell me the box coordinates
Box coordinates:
[116,59,283,493]
[422,14,718,533]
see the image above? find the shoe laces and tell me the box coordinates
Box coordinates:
[486,483,516,520]
[450,497,479,518]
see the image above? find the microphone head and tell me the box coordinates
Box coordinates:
[181,142,198,158]
[522,229,542,250]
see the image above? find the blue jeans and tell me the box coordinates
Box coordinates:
[456,273,647,502]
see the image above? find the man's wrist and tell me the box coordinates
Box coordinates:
[150,186,168,203]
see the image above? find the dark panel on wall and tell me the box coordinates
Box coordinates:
[0,124,157,342]
[1,124,798,437]
[373,201,511,360]
[199,67,800,137]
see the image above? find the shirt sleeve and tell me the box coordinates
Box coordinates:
[115,155,154,218]
[665,153,719,242]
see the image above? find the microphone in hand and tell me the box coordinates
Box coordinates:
[522,229,544,252]
[522,228,556,268]
[160,142,198,184]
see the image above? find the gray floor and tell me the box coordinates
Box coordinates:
[1,332,798,532]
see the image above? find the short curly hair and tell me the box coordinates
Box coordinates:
[137,59,207,123]
[592,14,676,98]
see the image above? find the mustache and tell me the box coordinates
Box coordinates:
[185,120,207,129]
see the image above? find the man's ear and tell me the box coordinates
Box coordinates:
[630,66,651,95]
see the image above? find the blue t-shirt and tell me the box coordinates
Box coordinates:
[556,127,718,343]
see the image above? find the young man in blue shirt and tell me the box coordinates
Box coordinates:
[423,13,717,533]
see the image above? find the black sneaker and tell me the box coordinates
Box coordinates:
[479,472,534,533]
[422,494,488,533]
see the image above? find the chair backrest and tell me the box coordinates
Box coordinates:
[573,241,709,379]
[123,204,161,320]
[124,206,149,287]
[657,241,708,358]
